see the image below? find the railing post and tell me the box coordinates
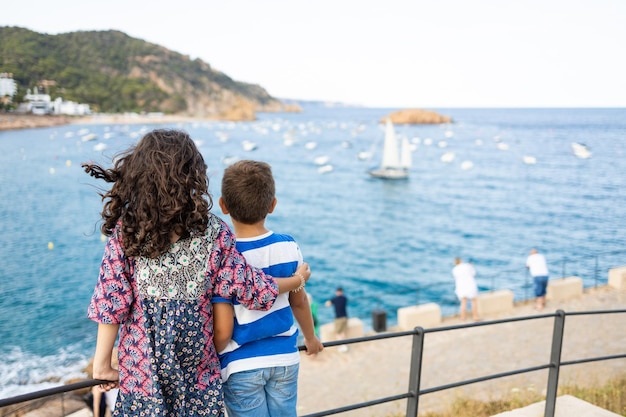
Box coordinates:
[545,310,566,417]
[406,327,425,417]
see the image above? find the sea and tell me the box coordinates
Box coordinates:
[1,106,625,398]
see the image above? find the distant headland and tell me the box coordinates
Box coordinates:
[383,108,452,124]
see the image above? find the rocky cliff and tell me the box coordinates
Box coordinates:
[0,27,300,121]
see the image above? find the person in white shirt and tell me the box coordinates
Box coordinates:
[452,257,480,321]
[526,248,550,310]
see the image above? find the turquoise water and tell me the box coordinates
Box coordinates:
[1,106,625,396]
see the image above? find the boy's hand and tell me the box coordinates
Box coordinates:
[295,262,311,282]
[303,337,324,355]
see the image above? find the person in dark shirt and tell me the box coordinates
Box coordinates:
[325,287,349,352]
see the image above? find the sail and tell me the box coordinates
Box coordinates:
[381,119,400,168]
[400,137,412,168]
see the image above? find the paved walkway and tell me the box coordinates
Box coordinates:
[296,286,626,416]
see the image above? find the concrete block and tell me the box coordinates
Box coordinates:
[608,266,626,290]
[397,302,441,330]
[476,289,514,316]
[319,317,364,343]
[491,394,622,417]
[546,276,583,301]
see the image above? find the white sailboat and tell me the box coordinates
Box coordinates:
[571,142,592,159]
[368,119,411,179]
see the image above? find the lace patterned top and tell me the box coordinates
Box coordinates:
[88,213,279,416]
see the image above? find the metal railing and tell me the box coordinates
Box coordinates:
[2,308,625,417]
[302,308,626,417]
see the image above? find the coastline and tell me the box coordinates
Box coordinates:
[0,113,226,132]
[0,114,78,131]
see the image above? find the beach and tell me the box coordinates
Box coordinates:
[0,113,211,131]
[296,285,626,416]
[0,114,77,131]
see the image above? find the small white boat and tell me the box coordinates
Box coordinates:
[82,133,97,142]
[357,151,372,161]
[93,142,108,152]
[441,152,455,163]
[523,156,537,165]
[318,164,334,174]
[368,119,411,179]
[283,136,296,147]
[221,155,239,165]
[314,156,330,166]
[572,142,592,159]
[216,132,229,142]
[242,140,258,152]
[461,160,474,170]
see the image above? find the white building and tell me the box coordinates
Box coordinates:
[0,73,17,99]
[23,88,52,114]
[18,87,91,115]
[52,97,91,115]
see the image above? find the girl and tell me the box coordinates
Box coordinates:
[83,129,309,416]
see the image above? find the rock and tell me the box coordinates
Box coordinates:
[382,109,452,125]
[282,103,303,113]
[215,99,256,121]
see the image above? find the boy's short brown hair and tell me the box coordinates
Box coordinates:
[221,160,275,224]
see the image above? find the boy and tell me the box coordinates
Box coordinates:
[215,160,324,417]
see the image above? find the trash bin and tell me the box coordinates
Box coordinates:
[372,309,387,332]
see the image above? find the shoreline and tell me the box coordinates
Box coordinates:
[0,113,240,132]
[0,114,77,131]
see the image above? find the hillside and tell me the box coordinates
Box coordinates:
[0,26,290,120]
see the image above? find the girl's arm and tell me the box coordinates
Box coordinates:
[277,263,310,294]
[214,220,311,308]
[213,303,234,353]
[92,323,120,390]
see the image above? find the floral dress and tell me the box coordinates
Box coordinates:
[88,213,279,416]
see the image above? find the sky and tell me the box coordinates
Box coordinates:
[1,0,625,108]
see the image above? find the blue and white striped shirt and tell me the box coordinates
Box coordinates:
[216,231,302,381]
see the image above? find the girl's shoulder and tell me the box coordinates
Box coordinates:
[189,213,234,249]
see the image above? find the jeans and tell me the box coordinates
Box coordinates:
[534,276,549,297]
[223,364,299,417]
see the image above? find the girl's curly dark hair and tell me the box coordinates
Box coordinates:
[82,129,211,258]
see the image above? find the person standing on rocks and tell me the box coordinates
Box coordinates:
[452,257,480,321]
[526,248,550,310]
